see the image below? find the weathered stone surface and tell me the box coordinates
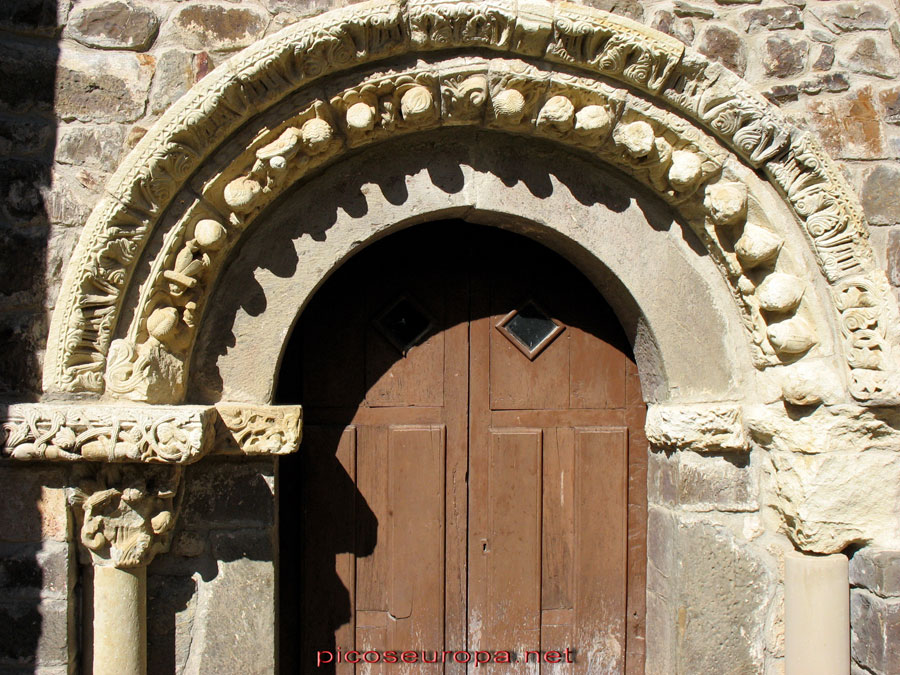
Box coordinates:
[716,0,761,5]
[579,0,644,22]
[816,3,893,33]
[0,159,48,226]
[171,3,269,51]
[66,1,159,51]
[0,225,46,310]
[45,166,104,227]
[0,0,64,37]
[0,541,70,600]
[861,164,900,226]
[261,0,335,19]
[0,117,53,157]
[0,467,68,543]
[851,548,900,597]
[0,38,56,116]
[839,35,900,79]
[748,404,900,552]
[697,24,747,76]
[651,10,694,47]
[743,6,803,33]
[813,44,835,71]
[807,86,886,159]
[648,450,757,511]
[764,84,799,104]
[673,1,712,19]
[763,36,809,78]
[55,124,128,173]
[851,590,900,674]
[180,459,275,529]
[55,49,153,123]
[0,311,45,397]
[147,573,197,675]
[0,596,71,667]
[646,404,747,452]
[880,86,900,125]
[148,49,194,116]
[182,558,275,673]
[676,519,771,672]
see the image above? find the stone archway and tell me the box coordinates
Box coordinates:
[4,1,900,673]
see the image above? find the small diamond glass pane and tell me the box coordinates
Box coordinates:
[375,296,432,353]
[505,302,558,352]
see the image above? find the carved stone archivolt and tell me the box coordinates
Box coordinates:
[42,0,900,408]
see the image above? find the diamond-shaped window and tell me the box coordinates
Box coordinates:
[496,301,565,360]
[374,295,434,355]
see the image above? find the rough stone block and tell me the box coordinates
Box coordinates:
[813,44,835,71]
[55,124,128,174]
[0,117,53,157]
[209,529,273,563]
[851,548,900,597]
[674,519,772,673]
[170,3,269,52]
[0,0,65,37]
[180,459,275,529]
[148,573,197,675]
[0,597,70,668]
[743,7,803,33]
[879,86,900,125]
[66,0,159,51]
[647,450,677,506]
[763,36,809,79]
[816,3,893,33]
[148,49,194,116]
[799,72,849,96]
[651,10,694,47]
[698,25,747,76]
[862,165,900,226]
[0,159,50,226]
[677,451,757,512]
[0,225,48,310]
[0,39,56,116]
[182,558,275,673]
[838,35,900,79]
[55,48,153,124]
[0,467,69,543]
[0,311,45,397]
[807,86,886,160]
[850,589,900,674]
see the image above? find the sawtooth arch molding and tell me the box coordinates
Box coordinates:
[43,0,900,410]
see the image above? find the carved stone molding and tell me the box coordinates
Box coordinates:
[68,463,182,568]
[42,0,900,407]
[1,403,302,462]
[645,403,748,453]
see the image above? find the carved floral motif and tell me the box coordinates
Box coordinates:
[214,404,303,456]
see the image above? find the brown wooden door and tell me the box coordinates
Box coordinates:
[277,222,647,674]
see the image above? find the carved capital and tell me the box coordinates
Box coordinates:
[68,464,182,568]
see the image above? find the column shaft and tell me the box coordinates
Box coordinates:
[92,565,147,675]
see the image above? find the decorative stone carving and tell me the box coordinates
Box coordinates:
[645,404,748,453]
[735,223,783,268]
[214,404,303,456]
[1,403,301,462]
[68,464,182,568]
[41,0,899,408]
[768,317,817,356]
[756,273,805,313]
[1,404,213,463]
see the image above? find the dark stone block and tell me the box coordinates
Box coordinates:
[763,36,809,79]
[862,166,900,227]
[743,6,803,32]
[210,529,273,563]
[0,0,62,37]
[851,589,900,674]
[698,25,747,76]
[0,39,56,116]
[0,602,41,663]
[851,547,900,597]
[180,459,275,529]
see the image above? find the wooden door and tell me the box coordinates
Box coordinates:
[277,223,647,674]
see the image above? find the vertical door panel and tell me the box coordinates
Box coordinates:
[574,427,628,673]
[471,429,542,673]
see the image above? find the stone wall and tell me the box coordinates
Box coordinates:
[1,0,900,673]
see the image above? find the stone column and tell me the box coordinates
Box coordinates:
[68,464,183,675]
[785,551,850,675]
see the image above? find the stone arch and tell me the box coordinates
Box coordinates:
[42,0,900,413]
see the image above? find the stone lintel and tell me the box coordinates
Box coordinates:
[1,403,302,463]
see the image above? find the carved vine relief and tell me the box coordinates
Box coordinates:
[43,0,900,406]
